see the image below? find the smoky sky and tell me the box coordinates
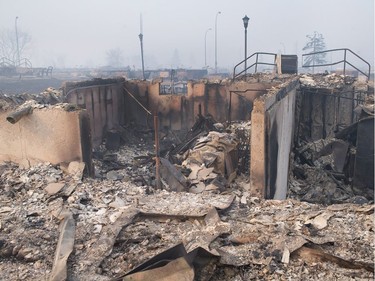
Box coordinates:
[0,0,373,72]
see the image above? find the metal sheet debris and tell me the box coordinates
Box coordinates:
[49,211,75,281]
[123,256,194,281]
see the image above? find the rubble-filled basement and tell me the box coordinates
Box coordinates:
[0,72,373,280]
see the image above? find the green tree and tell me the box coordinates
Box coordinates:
[302,31,327,66]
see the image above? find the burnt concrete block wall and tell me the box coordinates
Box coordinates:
[266,89,296,199]
[130,80,276,132]
[295,85,357,142]
[250,78,299,199]
[65,78,278,146]
[353,116,374,190]
[123,80,151,127]
[0,108,92,173]
[64,79,124,147]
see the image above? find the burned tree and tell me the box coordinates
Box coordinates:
[302,31,327,67]
[0,28,31,65]
[106,48,124,68]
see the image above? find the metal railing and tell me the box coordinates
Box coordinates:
[160,82,188,95]
[233,52,277,80]
[302,48,371,79]
[17,58,32,69]
[0,57,15,67]
[0,57,32,69]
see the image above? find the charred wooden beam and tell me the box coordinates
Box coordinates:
[6,105,33,124]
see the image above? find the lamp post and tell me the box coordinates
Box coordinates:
[138,33,145,80]
[242,15,249,75]
[204,28,212,68]
[15,16,20,66]
[215,11,221,74]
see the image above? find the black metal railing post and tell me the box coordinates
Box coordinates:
[302,48,371,80]
[233,52,277,80]
[255,53,259,73]
[343,49,347,77]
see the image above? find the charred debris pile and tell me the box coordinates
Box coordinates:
[290,74,374,205]
[0,159,373,280]
[92,112,250,195]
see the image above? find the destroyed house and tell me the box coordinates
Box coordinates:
[1,52,373,201]
[0,50,373,280]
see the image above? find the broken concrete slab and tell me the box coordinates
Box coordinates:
[109,196,126,209]
[183,208,231,254]
[45,182,65,195]
[304,211,334,230]
[67,161,85,180]
[281,235,308,264]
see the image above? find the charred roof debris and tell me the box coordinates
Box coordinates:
[0,56,374,280]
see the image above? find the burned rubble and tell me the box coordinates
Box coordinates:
[0,72,374,281]
[0,158,373,280]
[289,74,374,205]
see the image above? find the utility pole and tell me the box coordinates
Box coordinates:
[15,16,20,66]
[204,28,212,68]
[215,11,221,74]
[138,14,145,80]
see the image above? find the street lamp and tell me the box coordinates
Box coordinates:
[138,32,145,80]
[215,11,221,74]
[242,15,249,75]
[204,28,212,68]
[15,16,20,66]
[138,14,145,80]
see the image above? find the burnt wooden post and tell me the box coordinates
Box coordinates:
[6,105,33,124]
[154,114,161,189]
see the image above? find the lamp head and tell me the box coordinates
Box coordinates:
[242,15,249,29]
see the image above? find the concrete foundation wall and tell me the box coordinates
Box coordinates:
[0,107,91,170]
[353,116,374,190]
[126,80,275,132]
[123,80,150,127]
[266,89,296,199]
[64,78,279,146]
[249,98,267,197]
[295,85,359,141]
[65,80,123,147]
[250,78,299,199]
